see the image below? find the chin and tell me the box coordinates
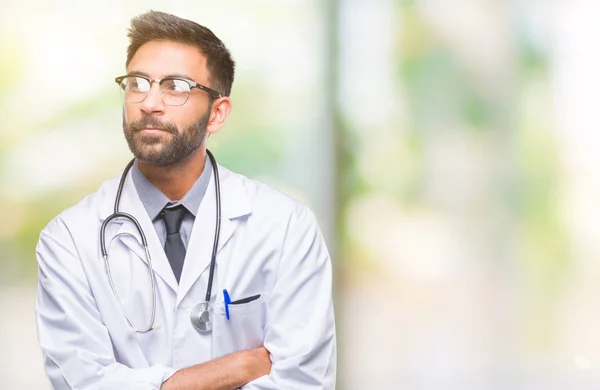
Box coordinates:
[134,153,171,167]
[134,142,165,157]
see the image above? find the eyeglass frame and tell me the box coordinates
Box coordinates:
[114,74,223,106]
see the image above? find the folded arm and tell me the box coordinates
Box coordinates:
[36,217,269,390]
[161,347,270,390]
[242,206,337,389]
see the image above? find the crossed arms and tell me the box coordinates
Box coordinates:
[36,207,335,389]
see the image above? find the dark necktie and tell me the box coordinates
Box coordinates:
[162,205,187,283]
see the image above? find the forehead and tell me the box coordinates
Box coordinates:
[127,40,208,82]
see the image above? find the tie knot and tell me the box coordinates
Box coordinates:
[162,205,187,235]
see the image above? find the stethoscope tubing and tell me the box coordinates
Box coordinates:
[99,150,220,333]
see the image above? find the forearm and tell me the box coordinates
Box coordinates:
[161,348,270,390]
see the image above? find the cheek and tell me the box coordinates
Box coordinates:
[174,106,203,127]
[123,105,138,123]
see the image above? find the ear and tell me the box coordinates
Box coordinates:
[206,97,232,135]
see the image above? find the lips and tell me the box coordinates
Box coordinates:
[139,127,169,135]
[128,118,177,134]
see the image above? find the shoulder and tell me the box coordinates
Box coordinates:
[217,165,315,224]
[39,174,122,240]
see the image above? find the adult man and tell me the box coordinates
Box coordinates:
[35,10,336,390]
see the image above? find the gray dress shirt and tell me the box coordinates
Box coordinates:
[131,157,213,249]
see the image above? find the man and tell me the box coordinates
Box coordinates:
[35,11,336,390]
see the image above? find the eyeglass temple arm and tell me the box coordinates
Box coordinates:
[192,84,222,98]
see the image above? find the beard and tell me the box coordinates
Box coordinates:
[122,108,210,167]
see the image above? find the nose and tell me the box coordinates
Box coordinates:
[139,82,165,115]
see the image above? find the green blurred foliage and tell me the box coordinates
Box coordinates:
[517,26,567,290]
[1,3,568,307]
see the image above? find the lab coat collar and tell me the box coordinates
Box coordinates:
[98,163,252,300]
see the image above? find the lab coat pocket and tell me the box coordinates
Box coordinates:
[212,294,267,357]
[231,294,261,305]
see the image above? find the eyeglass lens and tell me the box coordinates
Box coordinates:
[118,76,191,106]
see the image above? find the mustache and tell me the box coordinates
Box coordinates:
[128,116,178,134]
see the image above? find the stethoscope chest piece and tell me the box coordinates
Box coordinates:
[190,302,213,332]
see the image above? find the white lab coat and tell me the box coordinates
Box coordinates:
[35,163,336,390]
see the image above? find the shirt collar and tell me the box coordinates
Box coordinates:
[131,156,213,221]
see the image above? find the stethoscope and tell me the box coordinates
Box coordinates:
[100,149,221,334]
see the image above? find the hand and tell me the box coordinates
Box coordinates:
[240,347,271,380]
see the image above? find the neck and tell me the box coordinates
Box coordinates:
[137,148,207,201]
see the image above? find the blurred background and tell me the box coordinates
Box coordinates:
[1,0,600,388]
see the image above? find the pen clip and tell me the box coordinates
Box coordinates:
[223,289,231,320]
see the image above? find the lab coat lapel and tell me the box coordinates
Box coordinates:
[109,172,179,292]
[176,165,248,306]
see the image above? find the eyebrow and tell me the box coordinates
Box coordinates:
[127,70,196,81]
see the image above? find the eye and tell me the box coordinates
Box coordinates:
[162,79,191,94]
[123,76,150,93]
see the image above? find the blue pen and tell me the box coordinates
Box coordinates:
[223,289,231,320]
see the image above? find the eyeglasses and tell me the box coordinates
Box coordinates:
[115,75,222,106]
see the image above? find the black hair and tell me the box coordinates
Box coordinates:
[126,10,235,96]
